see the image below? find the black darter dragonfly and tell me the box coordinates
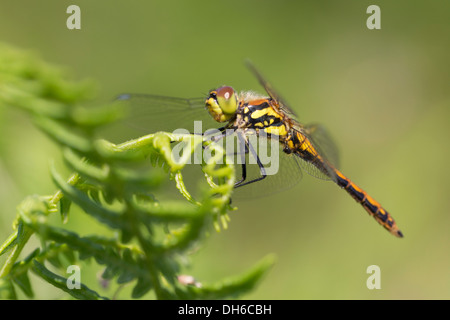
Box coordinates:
[116,62,403,238]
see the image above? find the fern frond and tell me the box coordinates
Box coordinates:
[0,43,274,300]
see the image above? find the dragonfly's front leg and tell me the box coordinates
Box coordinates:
[234,131,267,189]
[201,128,267,189]
[234,141,249,186]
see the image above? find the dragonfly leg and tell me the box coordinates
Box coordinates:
[234,133,267,188]
[234,143,248,185]
[201,125,229,144]
[234,163,248,186]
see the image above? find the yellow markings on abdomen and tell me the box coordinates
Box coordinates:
[264,124,287,136]
[334,168,403,238]
[294,133,319,157]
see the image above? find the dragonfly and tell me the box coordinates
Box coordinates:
[116,62,403,238]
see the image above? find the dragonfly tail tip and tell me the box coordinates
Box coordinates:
[396,230,404,238]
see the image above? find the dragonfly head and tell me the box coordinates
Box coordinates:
[206,86,238,122]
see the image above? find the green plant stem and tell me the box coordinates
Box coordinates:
[50,173,81,204]
[0,228,33,278]
[124,201,166,299]
[0,231,18,257]
[0,173,81,279]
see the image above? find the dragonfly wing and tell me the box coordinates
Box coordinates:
[245,62,340,182]
[245,60,298,119]
[101,94,217,142]
[303,123,340,170]
[290,122,340,181]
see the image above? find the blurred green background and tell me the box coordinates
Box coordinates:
[0,0,449,299]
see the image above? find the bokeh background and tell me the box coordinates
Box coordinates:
[0,1,449,299]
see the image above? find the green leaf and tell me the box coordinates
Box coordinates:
[70,102,124,128]
[0,278,17,300]
[0,230,18,258]
[181,254,276,299]
[12,270,34,298]
[62,147,109,183]
[131,277,153,299]
[116,249,135,284]
[101,265,120,280]
[50,163,128,231]
[61,248,76,265]
[31,260,106,300]
[0,43,270,300]
[33,116,92,153]
[59,196,72,223]
[47,255,63,269]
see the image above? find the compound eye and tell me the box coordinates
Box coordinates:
[217,86,234,101]
[216,86,238,114]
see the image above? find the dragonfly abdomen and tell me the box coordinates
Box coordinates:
[283,131,402,237]
[334,170,403,238]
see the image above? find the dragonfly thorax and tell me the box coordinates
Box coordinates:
[238,99,289,137]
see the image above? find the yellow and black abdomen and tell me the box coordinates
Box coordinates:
[239,100,403,238]
[334,170,403,237]
[288,130,403,238]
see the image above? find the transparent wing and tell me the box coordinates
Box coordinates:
[303,123,340,170]
[245,60,298,119]
[245,62,341,182]
[99,93,218,142]
[296,157,335,181]
[289,121,340,182]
